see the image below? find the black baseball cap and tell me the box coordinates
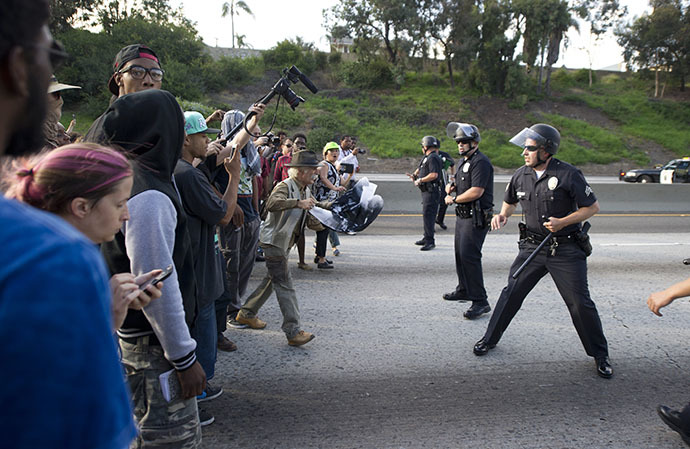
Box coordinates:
[107,44,160,95]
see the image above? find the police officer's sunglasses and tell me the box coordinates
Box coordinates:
[523,145,540,152]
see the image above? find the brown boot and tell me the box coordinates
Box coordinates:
[235,312,267,329]
[287,330,315,346]
[217,334,237,352]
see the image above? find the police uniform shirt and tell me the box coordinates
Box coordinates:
[418,152,443,181]
[505,158,596,236]
[454,150,494,210]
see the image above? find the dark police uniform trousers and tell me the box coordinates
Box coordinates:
[482,158,608,359]
[452,150,493,303]
[418,151,443,244]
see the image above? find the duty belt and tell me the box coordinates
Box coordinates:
[524,230,576,245]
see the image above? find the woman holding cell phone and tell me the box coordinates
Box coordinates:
[5,143,163,329]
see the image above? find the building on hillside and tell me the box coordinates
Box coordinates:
[204,44,262,60]
[330,37,354,54]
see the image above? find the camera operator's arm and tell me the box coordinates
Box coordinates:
[218,151,242,226]
[205,109,224,124]
[647,277,690,316]
[215,104,266,165]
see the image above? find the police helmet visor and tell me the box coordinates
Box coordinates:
[509,127,547,150]
[446,122,476,143]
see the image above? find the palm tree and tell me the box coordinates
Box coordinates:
[221,0,254,49]
[235,34,252,49]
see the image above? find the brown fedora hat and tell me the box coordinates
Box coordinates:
[286,150,320,167]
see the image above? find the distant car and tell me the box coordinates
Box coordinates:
[619,158,690,183]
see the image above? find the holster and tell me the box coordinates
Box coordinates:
[574,225,593,257]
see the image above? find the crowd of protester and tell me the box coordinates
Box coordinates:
[0,4,361,444]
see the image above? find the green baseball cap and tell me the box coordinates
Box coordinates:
[184,111,220,135]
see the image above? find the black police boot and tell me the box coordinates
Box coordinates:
[415,239,426,246]
[464,302,491,320]
[595,356,613,379]
[420,242,435,251]
[436,220,447,230]
[442,291,470,302]
[657,405,690,445]
[473,338,495,356]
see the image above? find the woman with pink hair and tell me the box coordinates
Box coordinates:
[6,143,162,328]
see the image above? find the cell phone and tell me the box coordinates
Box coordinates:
[138,265,173,291]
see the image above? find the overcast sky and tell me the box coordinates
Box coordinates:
[173,0,652,70]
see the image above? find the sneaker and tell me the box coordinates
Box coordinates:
[314,256,333,264]
[288,330,315,346]
[227,317,248,329]
[317,261,334,269]
[235,312,267,329]
[332,248,340,256]
[217,334,238,352]
[197,382,223,403]
[198,407,215,426]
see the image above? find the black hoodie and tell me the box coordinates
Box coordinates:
[99,90,198,369]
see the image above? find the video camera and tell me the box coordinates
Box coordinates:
[265,132,281,147]
[220,65,318,144]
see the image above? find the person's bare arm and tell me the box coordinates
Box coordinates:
[218,150,242,226]
[491,202,518,231]
[647,277,690,316]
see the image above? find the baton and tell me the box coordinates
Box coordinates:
[512,232,553,279]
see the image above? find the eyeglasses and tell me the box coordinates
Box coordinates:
[119,65,164,82]
[523,145,539,152]
[28,40,68,71]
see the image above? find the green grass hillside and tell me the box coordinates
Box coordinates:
[62,69,690,170]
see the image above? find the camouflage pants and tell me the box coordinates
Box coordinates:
[119,337,201,448]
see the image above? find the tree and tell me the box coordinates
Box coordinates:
[325,0,419,65]
[49,0,103,33]
[221,0,254,49]
[514,0,577,95]
[617,0,689,96]
[573,0,627,87]
[425,0,480,88]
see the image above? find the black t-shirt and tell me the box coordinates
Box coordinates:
[174,159,227,306]
[454,150,494,210]
[418,152,443,182]
[504,158,596,236]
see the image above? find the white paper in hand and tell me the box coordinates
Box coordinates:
[159,369,181,402]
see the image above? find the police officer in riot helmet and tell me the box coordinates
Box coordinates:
[407,136,443,251]
[473,123,613,379]
[442,123,494,320]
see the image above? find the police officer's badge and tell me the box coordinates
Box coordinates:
[548,177,558,190]
[463,163,470,173]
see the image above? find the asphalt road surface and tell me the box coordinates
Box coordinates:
[202,214,690,449]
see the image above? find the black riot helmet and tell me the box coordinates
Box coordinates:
[510,123,561,154]
[421,135,440,149]
[446,122,481,144]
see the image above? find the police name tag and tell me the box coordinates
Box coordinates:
[517,191,527,199]
[463,163,470,173]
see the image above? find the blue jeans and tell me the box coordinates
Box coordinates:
[192,301,217,380]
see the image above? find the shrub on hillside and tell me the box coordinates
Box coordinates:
[203,56,264,91]
[262,39,320,74]
[338,59,394,89]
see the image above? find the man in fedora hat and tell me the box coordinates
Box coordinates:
[235,150,331,346]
